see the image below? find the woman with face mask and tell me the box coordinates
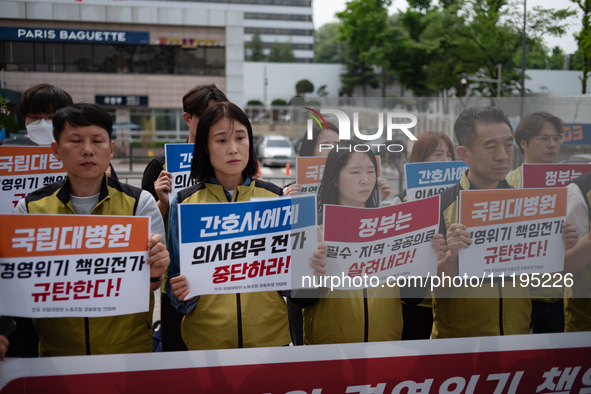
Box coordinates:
[12,84,73,146]
[8,84,119,178]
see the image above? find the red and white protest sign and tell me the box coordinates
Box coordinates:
[1,332,589,393]
[0,146,66,213]
[522,163,591,188]
[458,188,567,278]
[296,156,381,195]
[322,195,440,288]
[0,214,151,318]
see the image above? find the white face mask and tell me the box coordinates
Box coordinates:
[26,120,55,146]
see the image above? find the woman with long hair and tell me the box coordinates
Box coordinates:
[167,102,326,349]
[303,142,446,344]
[287,122,391,200]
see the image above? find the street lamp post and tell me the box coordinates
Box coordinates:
[461,64,503,98]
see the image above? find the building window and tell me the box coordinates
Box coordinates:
[244,12,312,21]
[245,27,313,36]
[0,41,225,76]
[261,42,312,50]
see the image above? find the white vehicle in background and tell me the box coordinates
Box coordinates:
[256,135,294,167]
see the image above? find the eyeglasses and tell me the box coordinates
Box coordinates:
[531,134,564,144]
[27,119,52,126]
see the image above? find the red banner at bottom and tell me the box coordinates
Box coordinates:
[1,332,590,393]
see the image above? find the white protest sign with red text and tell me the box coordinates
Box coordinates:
[0,214,151,318]
[0,146,66,213]
[178,195,317,295]
[458,188,567,278]
[1,332,589,394]
[322,195,440,288]
[522,163,591,188]
[296,156,381,195]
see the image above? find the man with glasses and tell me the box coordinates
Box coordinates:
[506,111,565,188]
[506,112,566,334]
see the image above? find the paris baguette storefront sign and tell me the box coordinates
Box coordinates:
[0,27,149,45]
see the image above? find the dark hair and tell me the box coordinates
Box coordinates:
[514,112,564,154]
[409,131,456,163]
[299,121,339,156]
[182,84,228,117]
[17,83,73,117]
[190,102,258,182]
[454,106,513,148]
[53,103,113,143]
[317,143,380,224]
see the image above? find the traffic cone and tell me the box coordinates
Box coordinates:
[284,161,291,176]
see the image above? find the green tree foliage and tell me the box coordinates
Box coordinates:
[267,42,296,63]
[314,23,347,63]
[247,100,264,106]
[512,41,550,69]
[340,49,380,97]
[571,0,591,93]
[317,85,329,97]
[246,29,265,61]
[337,0,392,97]
[548,46,567,70]
[271,99,288,105]
[295,79,315,96]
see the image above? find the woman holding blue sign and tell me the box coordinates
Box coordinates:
[166,102,327,350]
[303,144,447,344]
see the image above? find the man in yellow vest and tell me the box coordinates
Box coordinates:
[14,103,170,356]
[434,106,578,338]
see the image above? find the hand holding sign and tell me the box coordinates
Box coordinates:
[148,233,170,291]
[446,223,473,260]
[430,233,448,261]
[562,221,579,252]
[378,178,391,201]
[170,275,193,302]
[154,171,172,206]
[310,242,327,277]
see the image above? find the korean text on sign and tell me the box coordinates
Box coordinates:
[405,161,468,201]
[0,214,151,318]
[296,156,381,195]
[165,143,197,205]
[458,188,567,278]
[522,163,591,188]
[322,195,440,289]
[178,195,317,295]
[0,146,67,213]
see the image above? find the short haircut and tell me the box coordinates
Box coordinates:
[454,106,513,148]
[53,103,113,143]
[299,121,339,156]
[190,102,258,182]
[182,84,228,117]
[514,112,564,154]
[317,142,380,224]
[17,83,73,117]
[409,131,456,163]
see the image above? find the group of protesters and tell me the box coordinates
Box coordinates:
[0,82,590,361]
